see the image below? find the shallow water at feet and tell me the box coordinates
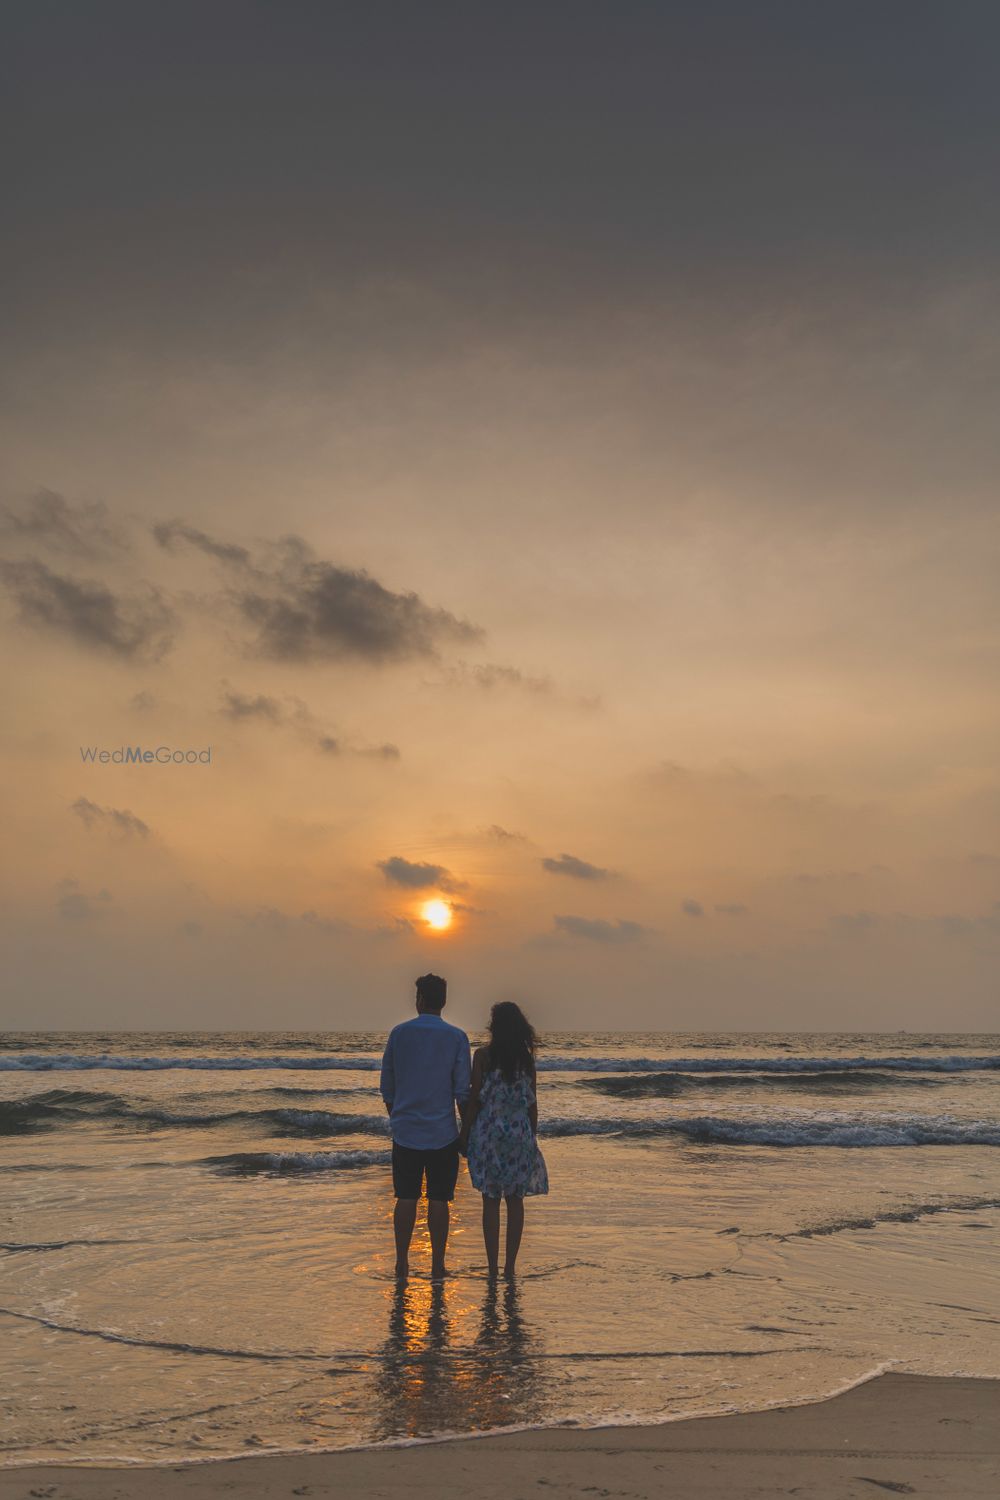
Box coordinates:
[1,1030,998,1463]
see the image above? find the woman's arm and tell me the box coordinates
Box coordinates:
[528,1061,538,1136]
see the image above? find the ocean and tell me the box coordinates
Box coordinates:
[2,1030,999,1465]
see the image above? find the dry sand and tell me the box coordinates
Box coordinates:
[2,1374,997,1500]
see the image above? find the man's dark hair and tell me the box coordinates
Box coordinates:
[415,972,447,1012]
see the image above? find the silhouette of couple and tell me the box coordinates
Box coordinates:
[379,974,548,1279]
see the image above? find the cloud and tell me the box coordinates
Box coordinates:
[130,691,156,712]
[237,906,292,932]
[542,852,613,881]
[318,734,399,760]
[831,907,1000,939]
[681,898,704,917]
[316,733,401,762]
[71,797,150,838]
[376,855,464,892]
[830,910,878,932]
[449,661,552,694]
[179,920,203,938]
[155,521,482,663]
[239,559,482,663]
[152,519,252,567]
[234,906,415,941]
[715,903,749,916]
[55,877,112,921]
[483,824,527,842]
[373,915,416,939]
[218,689,284,722]
[216,683,399,761]
[0,490,125,558]
[356,742,401,760]
[0,558,176,659]
[650,760,758,792]
[553,914,648,943]
[300,909,354,935]
[425,661,601,706]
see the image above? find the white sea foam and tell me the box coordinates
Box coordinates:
[539,1114,1000,1146]
[201,1148,392,1174]
[3,1052,998,1073]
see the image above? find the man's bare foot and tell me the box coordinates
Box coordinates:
[394,1261,409,1279]
[430,1263,449,1280]
[502,1265,516,1280]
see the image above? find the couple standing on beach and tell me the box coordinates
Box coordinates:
[379,973,549,1279]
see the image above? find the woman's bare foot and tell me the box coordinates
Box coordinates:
[430,1262,449,1281]
[394,1260,409,1279]
[501,1264,516,1280]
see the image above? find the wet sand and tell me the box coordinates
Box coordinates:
[2,1374,997,1500]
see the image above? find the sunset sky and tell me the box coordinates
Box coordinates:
[2,3,998,1030]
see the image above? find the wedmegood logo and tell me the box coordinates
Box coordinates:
[79,746,213,765]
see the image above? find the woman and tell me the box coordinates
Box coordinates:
[460,1001,548,1278]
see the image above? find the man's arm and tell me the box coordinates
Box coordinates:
[454,1034,472,1132]
[457,1045,481,1152]
[379,1031,395,1118]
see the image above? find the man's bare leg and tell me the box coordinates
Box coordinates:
[393,1198,417,1278]
[503,1194,524,1277]
[482,1195,501,1279]
[427,1198,450,1278]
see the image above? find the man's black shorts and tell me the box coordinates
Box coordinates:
[391,1138,461,1202]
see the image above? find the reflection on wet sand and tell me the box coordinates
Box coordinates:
[366,1277,549,1442]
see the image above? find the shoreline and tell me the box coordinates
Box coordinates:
[2,1373,997,1499]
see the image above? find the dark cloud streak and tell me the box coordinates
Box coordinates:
[0,558,176,660]
[71,797,150,838]
[376,856,463,892]
[156,521,482,664]
[218,690,283,722]
[542,853,613,881]
[553,914,648,943]
[0,490,125,558]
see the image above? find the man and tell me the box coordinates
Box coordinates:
[379,973,472,1279]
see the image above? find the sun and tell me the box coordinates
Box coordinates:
[422,899,453,931]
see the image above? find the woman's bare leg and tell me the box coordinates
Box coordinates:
[482,1195,501,1278]
[503,1194,524,1276]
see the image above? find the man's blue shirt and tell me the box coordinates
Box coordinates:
[379,1013,472,1150]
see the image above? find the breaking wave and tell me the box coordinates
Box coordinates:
[541,1055,1000,1075]
[202,1148,391,1176]
[3,1052,997,1074]
[577,1070,952,1099]
[0,1092,390,1138]
[5,1089,999,1151]
[0,1054,383,1073]
[538,1114,1000,1147]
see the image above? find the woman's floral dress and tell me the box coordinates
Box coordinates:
[467,1066,549,1199]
